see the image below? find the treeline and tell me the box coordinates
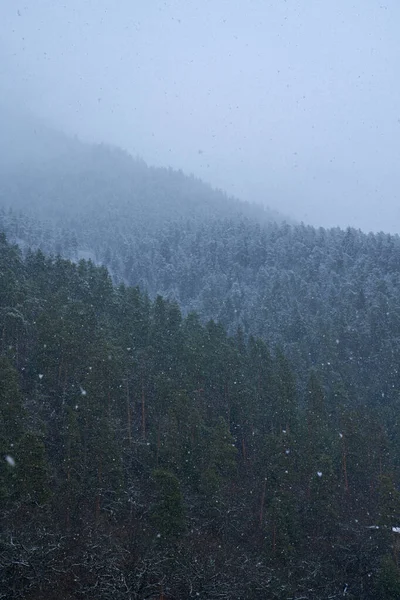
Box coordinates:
[1,233,400,599]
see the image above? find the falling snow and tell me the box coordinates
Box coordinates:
[5,455,15,467]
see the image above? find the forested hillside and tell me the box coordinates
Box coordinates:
[3,186,400,409]
[2,233,400,599]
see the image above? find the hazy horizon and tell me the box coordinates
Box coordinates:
[1,0,400,234]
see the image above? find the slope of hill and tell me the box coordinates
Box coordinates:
[0,102,281,228]
[1,111,400,410]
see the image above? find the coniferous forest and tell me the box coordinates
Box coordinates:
[2,230,400,600]
[2,137,400,599]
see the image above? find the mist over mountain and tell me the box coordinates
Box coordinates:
[3,1,400,232]
[0,104,282,223]
[0,98,78,168]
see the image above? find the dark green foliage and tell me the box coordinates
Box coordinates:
[375,556,400,599]
[0,357,26,503]
[1,233,400,599]
[151,469,185,538]
[14,432,50,504]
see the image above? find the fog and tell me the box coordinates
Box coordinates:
[2,0,400,233]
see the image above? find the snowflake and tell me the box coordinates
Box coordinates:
[5,455,15,467]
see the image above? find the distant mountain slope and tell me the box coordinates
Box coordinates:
[0,104,282,227]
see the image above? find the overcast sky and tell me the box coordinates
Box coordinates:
[1,0,400,233]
